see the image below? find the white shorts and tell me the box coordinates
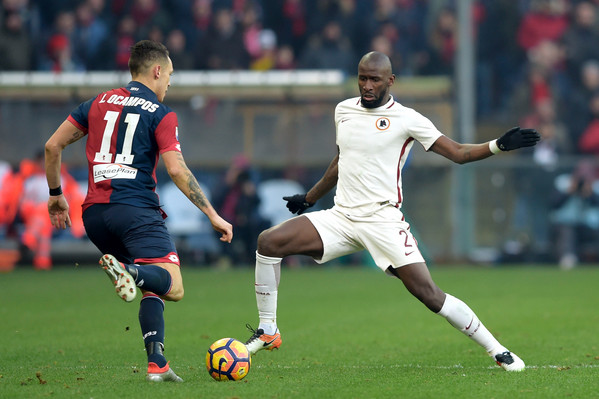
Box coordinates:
[304,205,425,273]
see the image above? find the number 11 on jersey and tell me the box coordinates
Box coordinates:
[94,110,140,165]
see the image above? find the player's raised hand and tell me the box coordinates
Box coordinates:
[496,127,541,151]
[48,195,71,229]
[282,194,314,215]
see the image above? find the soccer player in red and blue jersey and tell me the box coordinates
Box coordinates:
[45,40,233,382]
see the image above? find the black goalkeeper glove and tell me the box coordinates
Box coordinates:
[496,126,541,151]
[282,194,314,215]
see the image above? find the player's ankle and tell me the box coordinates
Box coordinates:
[259,323,277,335]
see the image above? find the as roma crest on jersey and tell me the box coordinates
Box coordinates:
[376,117,390,131]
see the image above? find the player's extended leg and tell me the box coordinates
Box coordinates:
[245,216,324,354]
[389,263,525,372]
[140,292,183,382]
[135,262,183,382]
[100,255,184,381]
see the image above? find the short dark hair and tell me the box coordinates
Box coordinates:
[128,40,170,76]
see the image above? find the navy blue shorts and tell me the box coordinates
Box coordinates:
[82,203,180,265]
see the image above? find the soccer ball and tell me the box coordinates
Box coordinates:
[206,338,251,381]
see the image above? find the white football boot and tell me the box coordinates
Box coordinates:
[493,351,525,371]
[244,324,282,355]
[99,254,137,302]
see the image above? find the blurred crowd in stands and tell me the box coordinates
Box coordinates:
[0,0,599,144]
[4,0,599,268]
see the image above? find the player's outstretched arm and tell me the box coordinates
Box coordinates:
[430,127,540,164]
[45,120,85,229]
[283,152,339,215]
[162,151,233,243]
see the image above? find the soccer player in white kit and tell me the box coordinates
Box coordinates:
[244,51,540,371]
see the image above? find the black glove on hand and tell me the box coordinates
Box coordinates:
[282,194,314,215]
[496,126,541,151]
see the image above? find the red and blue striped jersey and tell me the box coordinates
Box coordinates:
[68,81,181,211]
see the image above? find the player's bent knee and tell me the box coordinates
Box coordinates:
[165,285,184,302]
[257,229,279,256]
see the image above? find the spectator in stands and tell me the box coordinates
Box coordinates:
[39,11,84,72]
[166,29,194,70]
[562,1,599,77]
[130,0,159,28]
[0,11,32,70]
[267,0,308,57]
[195,7,249,70]
[146,23,165,44]
[165,0,193,33]
[508,40,570,123]
[87,0,108,18]
[369,33,404,76]
[241,1,264,63]
[550,159,599,269]
[238,2,278,71]
[213,154,268,266]
[250,29,278,71]
[72,0,110,70]
[475,0,525,116]
[426,6,458,75]
[133,0,172,41]
[368,0,400,35]
[186,0,212,50]
[274,44,296,70]
[565,59,599,143]
[516,0,569,52]
[298,20,356,73]
[42,33,85,72]
[328,0,364,56]
[114,16,137,70]
[367,0,428,76]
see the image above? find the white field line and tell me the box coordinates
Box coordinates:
[251,363,599,370]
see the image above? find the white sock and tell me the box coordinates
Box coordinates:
[437,294,507,355]
[255,251,281,335]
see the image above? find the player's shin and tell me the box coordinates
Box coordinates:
[255,251,282,335]
[127,264,172,296]
[437,294,506,355]
[139,293,167,367]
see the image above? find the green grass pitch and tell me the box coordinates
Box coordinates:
[1,264,598,398]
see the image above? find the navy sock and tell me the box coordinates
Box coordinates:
[126,264,172,296]
[139,295,167,368]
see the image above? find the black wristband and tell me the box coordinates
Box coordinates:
[49,186,63,196]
